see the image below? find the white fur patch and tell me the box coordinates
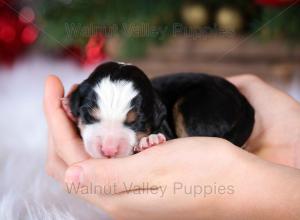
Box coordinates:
[81,121,137,158]
[79,77,139,158]
[94,77,138,121]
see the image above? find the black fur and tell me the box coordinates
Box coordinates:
[70,62,254,147]
[151,73,255,147]
[69,62,169,135]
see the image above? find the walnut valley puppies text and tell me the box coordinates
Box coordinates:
[66,182,235,198]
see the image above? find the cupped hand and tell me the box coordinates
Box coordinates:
[44,74,300,220]
[63,137,300,220]
[227,75,300,168]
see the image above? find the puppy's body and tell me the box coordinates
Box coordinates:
[68,62,254,158]
[152,73,255,147]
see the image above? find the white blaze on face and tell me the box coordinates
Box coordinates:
[81,77,139,158]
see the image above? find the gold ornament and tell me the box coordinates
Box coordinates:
[181,4,209,29]
[216,7,243,32]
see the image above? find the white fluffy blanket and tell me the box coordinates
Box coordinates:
[0,55,110,220]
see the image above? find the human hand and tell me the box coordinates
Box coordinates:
[227,75,300,168]
[44,75,89,182]
[42,79,241,219]
[63,137,300,220]
[44,75,300,220]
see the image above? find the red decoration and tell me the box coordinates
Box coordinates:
[256,0,300,7]
[0,0,6,7]
[83,33,107,66]
[61,33,107,66]
[61,45,84,63]
[21,25,38,44]
[0,1,38,65]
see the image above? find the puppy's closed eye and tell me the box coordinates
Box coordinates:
[80,106,100,124]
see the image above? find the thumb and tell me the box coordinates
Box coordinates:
[44,75,89,165]
[64,152,162,194]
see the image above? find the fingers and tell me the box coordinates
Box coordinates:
[64,150,164,194]
[227,74,299,108]
[227,74,262,89]
[46,132,67,182]
[63,138,215,194]
[44,75,77,142]
[44,75,89,165]
[227,74,284,99]
[227,74,271,103]
[227,74,266,104]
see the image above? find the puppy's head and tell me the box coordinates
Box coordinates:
[69,61,166,158]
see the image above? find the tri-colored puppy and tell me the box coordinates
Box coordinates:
[64,61,254,158]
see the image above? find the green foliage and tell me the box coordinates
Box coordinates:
[258,6,300,42]
[36,0,300,58]
[37,0,182,57]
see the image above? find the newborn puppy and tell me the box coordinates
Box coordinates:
[66,62,171,158]
[65,61,254,158]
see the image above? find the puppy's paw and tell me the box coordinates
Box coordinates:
[135,133,166,152]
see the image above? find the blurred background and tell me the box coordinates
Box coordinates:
[0,1,299,219]
[0,0,300,99]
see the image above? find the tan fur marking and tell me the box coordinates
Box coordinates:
[126,110,137,124]
[90,108,100,120]
[173,98,188,137]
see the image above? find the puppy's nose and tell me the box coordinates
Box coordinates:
[101,137,119,157]
[101,147,118,158]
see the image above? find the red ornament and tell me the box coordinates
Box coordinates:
[256,0,300,7]
[84,33,106,66]
[0,21,16,43]
[63,34,106,66]
[21,25,38,44]
[0,3,38,65]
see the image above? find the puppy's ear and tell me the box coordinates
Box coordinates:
[153,93,167,129]
[69,86,82,118]
[69,82,89,118]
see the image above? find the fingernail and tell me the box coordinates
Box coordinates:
[65,166,83,184]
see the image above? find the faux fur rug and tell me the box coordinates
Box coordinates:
[0,55,110,220]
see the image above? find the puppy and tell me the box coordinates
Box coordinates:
[64,61,254,158]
